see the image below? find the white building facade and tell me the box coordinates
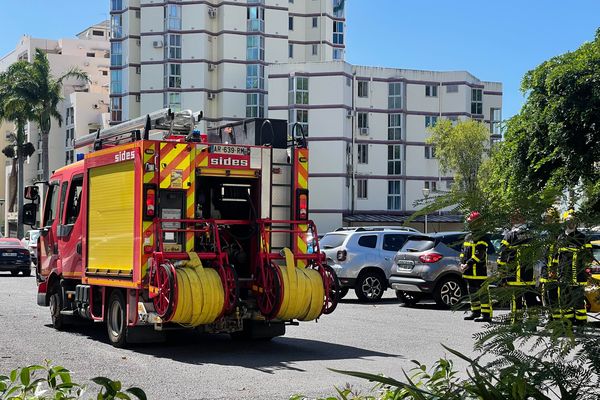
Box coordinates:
[0,22,110,236]
[268,63,502,232]
[109,0,346,126]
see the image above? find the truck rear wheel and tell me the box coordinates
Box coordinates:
[49,290,65,330]
[107,290,128,348]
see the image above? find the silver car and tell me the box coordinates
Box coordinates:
[321,227,419,302]
[389,232,500,308]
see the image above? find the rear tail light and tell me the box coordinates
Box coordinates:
[419,253,443,263]
[296,189,309,220]
[143,184,157,221]
[337,249,347,262]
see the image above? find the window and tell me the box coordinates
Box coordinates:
[445,180,453,190]
[65,176,83,224]
[424,145,436,159]
[58,182,68,226]
[388,82,402,109]
[425,115,438,128]
[333,48,344,60]
[357,144,368,164]
[289,76,308,104]
[165,63,181,88]
[288,44,293,58]
[448,116,458,125]
[333,0,344,17]
[357,81,368,98]
[358,235,377,249]
[288,109,308,136]
[425,85,438,97]
[43,183,60,227]
[246,93,265,118]
[357,112,368,129]
[111,14,122,39]
[387,181,402,210]
[65,127,74,147]
[110,70,122,94]
[92,30,104,37]
[357,179,367,199]
[383,234,408,252]
[165,34,182,59]
[490,108,502,135]
[86,52,96,58]
[446,84,458,93]
[388,145,402,175]
[388,114,402,140]
[135,66,141,74]
[247,6,265,32]
[65,151,74,165]
[111,42,122,66]
[333,21,344,44]
[246,64,265,89]
[289,16,294,30]
[312,17,318,28]
[471,88,483,115]
[102,70,108,76]
[424,181,438,191]
[165,4,182,30]
[110,0,122,11]
[164,92,181,111]
[312,44,318,56]
[111,97,122,122]
[135,94,141,102]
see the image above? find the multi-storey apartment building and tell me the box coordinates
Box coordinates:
[0,22,110,236]
[268,62,502,231]
[109,0,346,126]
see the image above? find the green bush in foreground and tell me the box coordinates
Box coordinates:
[0,361,146,400]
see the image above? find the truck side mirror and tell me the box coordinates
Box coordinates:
[22,203,37,226]
[24,185,39,201]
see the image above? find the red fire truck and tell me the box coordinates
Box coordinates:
[23,109,338,347]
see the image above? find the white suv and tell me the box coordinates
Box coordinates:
[321,227,420,302]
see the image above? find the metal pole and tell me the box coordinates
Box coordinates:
[425,213,428,234]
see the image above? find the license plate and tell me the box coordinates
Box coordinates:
[2,252,16,257]
[396,259,414,270]
[211,145,249,155]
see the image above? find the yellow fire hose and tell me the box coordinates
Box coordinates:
[275,248,324,321]
[170,253,225,326]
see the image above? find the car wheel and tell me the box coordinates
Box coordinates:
[355,272,385,302]
[107,290,128,348]
[10,270,19,276]
[49,290,65,330]
[434,277,464,308]
[338,287,349,299]
[396,290,421,306]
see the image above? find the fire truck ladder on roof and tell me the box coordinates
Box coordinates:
[73,108,202,149]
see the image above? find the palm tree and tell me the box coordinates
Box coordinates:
[0,62,36,238]
[15,49,88,181]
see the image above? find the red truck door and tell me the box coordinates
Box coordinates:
[39,180,62,278]
[57,174,84,277]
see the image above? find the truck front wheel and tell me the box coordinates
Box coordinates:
[49,290,65,330]
[107,290,128,348]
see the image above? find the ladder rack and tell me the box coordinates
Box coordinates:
[73,108,201,149]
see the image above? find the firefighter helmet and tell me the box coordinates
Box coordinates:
[543,207,560,223]
[561,209,576,223]
[466,211,481,223]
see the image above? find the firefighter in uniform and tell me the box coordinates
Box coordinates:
[539,207,560,313]
[549,210,592,324]
[498,212,537,322]
[461,211,492,322]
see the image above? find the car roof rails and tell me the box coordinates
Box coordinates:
[334,226,420,233]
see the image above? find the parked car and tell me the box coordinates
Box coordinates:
[321,227,419,301]
[0,238,32,276]
[389,232,501,308]
[583,240,600,312]
[21,229,40,265]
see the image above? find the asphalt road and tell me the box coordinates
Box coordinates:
[0,273,484,399]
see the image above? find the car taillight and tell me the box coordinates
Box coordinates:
[419,253,443,263]
[337,250,347,262]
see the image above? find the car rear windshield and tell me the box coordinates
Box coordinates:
[320,233,347,249]
[0,240,20,247]
[400,238,435,252]
[438,234,465,252]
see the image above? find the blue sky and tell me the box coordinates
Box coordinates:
[1,1,599,120]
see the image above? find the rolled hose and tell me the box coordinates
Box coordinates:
[170,253,225,327]
[275,248,325,321]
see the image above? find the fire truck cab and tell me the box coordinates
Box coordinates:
[23,109,339,347]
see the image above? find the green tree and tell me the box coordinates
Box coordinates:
[15,49,88,181]
[0,63,36,238]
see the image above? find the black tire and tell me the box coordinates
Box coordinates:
[354,271,386,302]
[49,289,65,330]
[433,277,465,308]
[21,268,31,277]
[396,290,421,306]
[106,290,128,348]
[10,270,19,276]
[338,287,349,299]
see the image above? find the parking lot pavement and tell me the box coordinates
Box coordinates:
[0,274,484,399]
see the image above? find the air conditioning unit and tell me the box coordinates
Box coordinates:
[208,63,217,71]
[207,92,216,100]
[208,8,217,18]
[152,40,163,48]
[359,127,369,136]
[346,109,353,118]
